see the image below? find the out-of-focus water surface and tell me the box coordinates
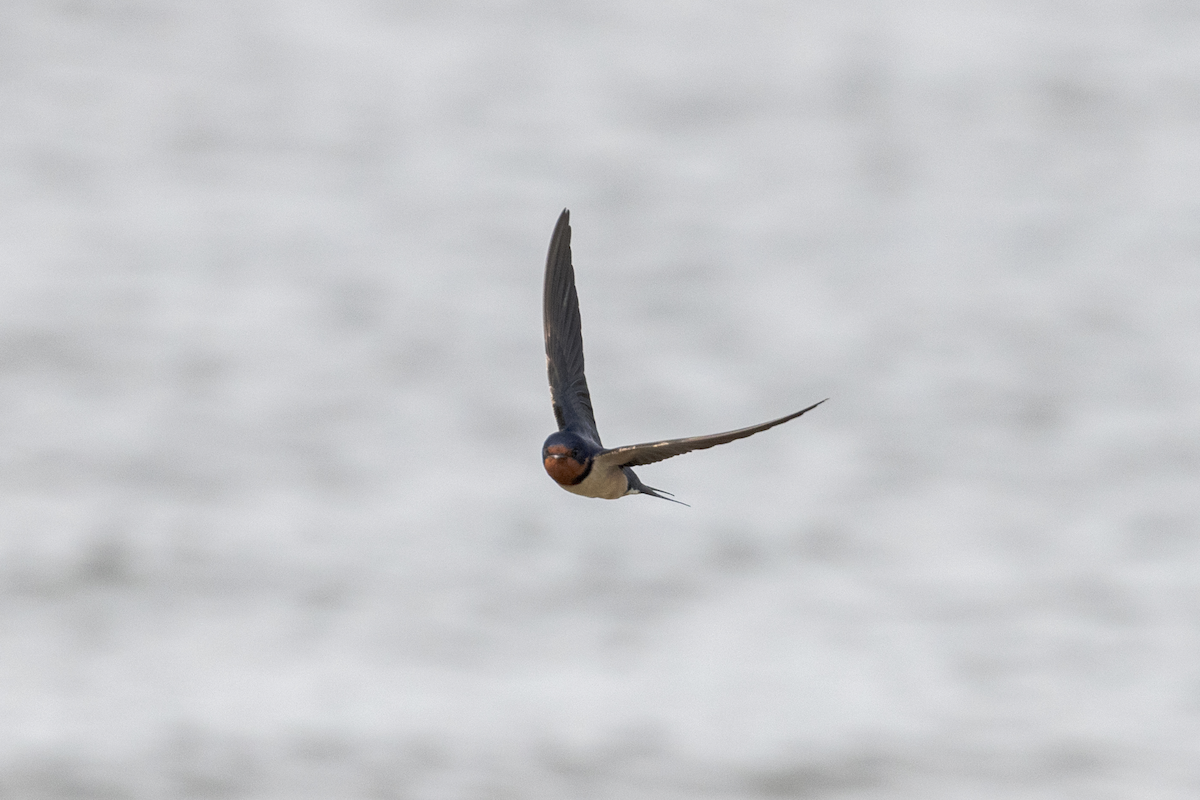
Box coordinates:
[2,1,1198,797]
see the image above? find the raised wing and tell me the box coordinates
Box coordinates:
[597,399,826,468]
[543,209,601,442]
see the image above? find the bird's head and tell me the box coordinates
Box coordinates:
[542,431,593,486]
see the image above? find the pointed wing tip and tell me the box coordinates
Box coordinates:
[550,209,572,243]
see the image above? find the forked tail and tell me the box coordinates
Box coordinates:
[623,467,690,506]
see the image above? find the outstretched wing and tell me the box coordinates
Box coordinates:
[543,209,601,442]
[597,399,826,468]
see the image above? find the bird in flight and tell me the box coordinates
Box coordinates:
[541,209,825,505]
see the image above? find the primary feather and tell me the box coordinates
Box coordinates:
[543,210,601,444]
[597,399,827,468]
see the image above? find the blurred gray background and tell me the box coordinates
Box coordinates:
[2,1,1198,797]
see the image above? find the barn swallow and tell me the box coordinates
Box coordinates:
[542,209,825,504]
